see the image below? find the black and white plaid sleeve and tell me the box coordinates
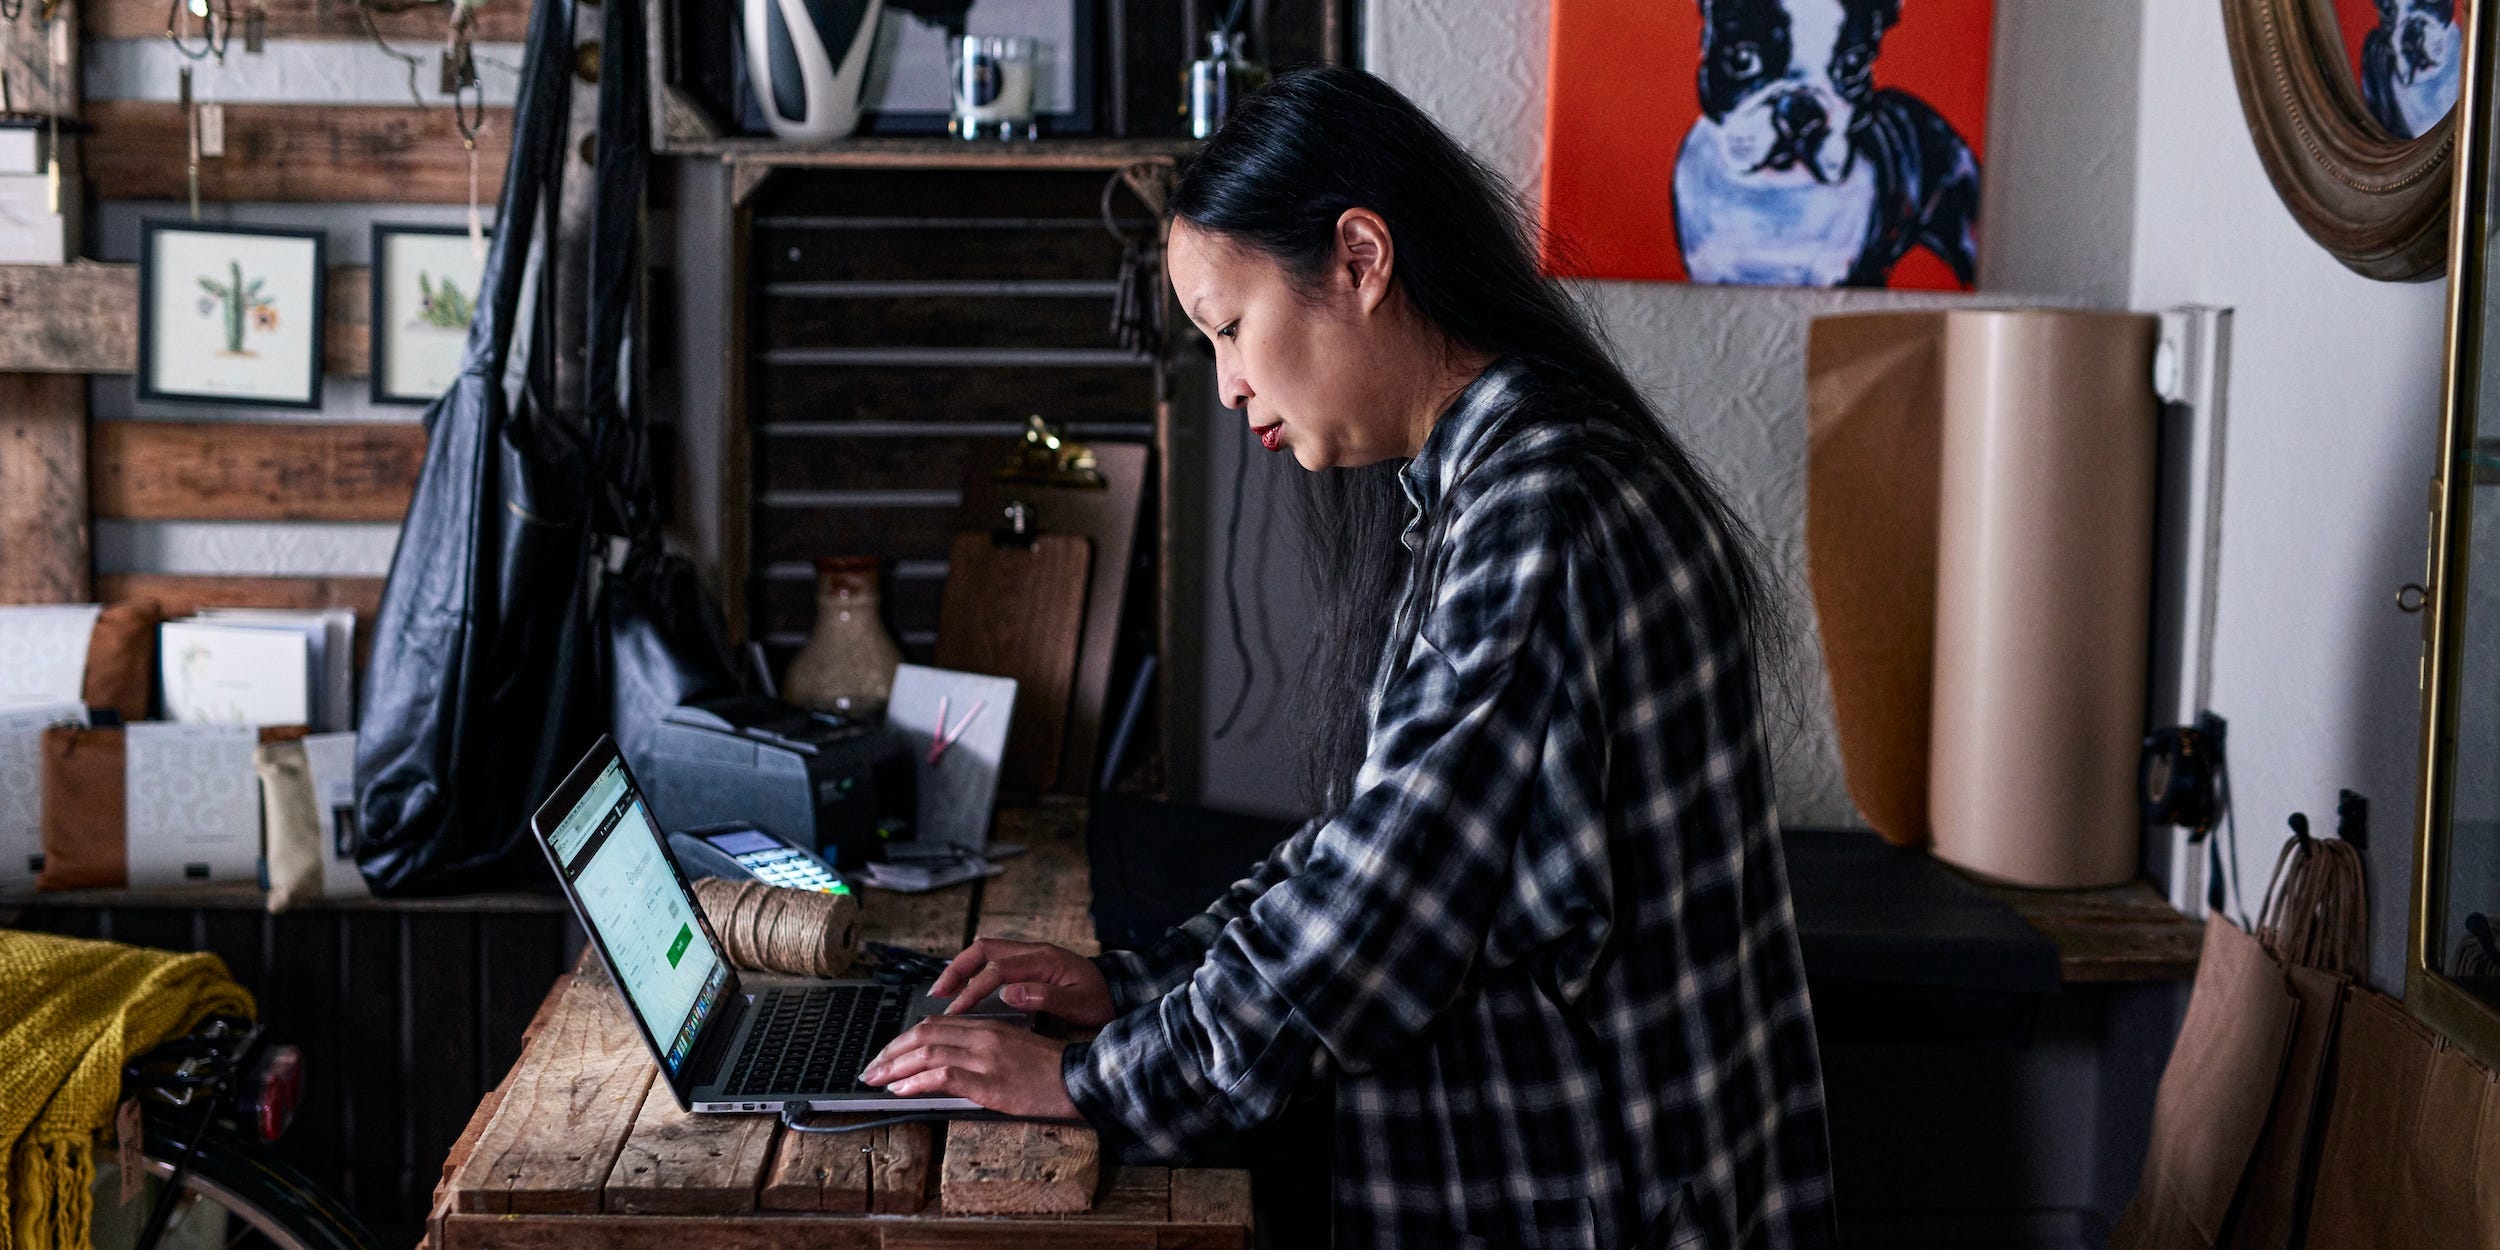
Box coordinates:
[1088,816,1323,1015]
[1061,473,1606,1159]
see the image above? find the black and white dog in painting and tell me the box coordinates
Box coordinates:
[2360,0,2460,140]
[1672,0,1980,288]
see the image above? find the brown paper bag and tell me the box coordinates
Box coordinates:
[2303,989,2500,1249]
[82,599,164,721]
[2111,916,2299,1249]
[2222,962,2346,1250]
[38,723,127,889]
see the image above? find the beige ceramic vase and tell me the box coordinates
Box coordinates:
[781,556,902,719]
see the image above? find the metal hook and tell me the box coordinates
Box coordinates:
[164,0,231,61]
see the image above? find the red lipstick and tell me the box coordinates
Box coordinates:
[1255,422,1283,451]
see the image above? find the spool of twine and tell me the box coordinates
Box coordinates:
[691,876,862,978]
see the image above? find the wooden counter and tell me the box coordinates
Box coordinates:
[423,803,1251,1248]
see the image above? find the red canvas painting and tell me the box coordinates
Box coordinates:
[2331,0,2462,141]
[1541,0,1995,290]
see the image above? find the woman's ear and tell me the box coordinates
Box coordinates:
[1334,208,1395,315]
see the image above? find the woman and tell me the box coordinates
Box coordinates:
[861,66,1837,1250]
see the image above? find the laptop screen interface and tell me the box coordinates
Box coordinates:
[548,756,730,1075]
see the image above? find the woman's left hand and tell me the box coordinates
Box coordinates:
[859,1017,1081,1120]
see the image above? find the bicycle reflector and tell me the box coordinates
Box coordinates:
[242,1045,304,1143]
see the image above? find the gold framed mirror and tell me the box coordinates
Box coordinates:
[2223,0,2466,282]
[2415,0,2500,1065]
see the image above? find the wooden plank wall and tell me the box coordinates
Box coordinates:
[2,897,578,1245]
[744,169,1159,669]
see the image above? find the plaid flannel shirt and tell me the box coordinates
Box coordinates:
[1061,359,1837,1249]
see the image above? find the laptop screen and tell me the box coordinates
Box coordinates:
[546,755,730,1075]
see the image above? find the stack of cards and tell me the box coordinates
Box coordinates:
[161,608,356,731]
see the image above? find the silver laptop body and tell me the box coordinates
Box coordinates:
[528,736,1025,1114]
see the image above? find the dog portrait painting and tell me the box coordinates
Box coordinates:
[2335,0,2460,141]
[1542,0,1994,291]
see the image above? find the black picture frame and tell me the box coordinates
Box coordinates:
[136,220,326,411]
[369,222,492,407]
[855,0,1099,137]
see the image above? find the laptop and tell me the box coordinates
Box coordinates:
[529,736,1023,1113]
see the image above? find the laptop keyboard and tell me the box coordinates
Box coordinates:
[722,984,909,1097]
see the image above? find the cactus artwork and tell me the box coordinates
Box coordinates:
[414,270,476,330]
[195,259,277,356]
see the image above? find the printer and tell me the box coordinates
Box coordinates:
[632,694,916,868]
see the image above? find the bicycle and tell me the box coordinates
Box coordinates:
[92,1015,379,1250]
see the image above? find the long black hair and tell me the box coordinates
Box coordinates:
[1172,65,1783,813]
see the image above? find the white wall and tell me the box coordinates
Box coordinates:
[2129,1,2445,993]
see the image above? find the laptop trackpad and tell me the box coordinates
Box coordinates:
[908,988,1031,1022]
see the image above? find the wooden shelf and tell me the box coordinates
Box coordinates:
[1976,876,2205,983]
[708,135,1197,171]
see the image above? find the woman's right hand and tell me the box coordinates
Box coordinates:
[930,937,1116,1028]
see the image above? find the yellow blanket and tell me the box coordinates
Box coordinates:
[0,932,254,1250]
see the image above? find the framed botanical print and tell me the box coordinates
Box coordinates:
[370,223,489,406]
[138,221,326,409]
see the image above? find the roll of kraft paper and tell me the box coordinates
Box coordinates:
[1928,310,2157,889]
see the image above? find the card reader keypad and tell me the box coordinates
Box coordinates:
[737,846,842,892]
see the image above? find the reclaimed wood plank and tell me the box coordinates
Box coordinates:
[886,1230,1149,1250]
[433,1083,503,1217]
[1977,876,2203,982]
[0,264,126,374]
[939,1113,1098,1215]
[940,801,1102,1214]
[448,962,657,1214]
[435,1211,1218,1249]
[720,138,1191,171]
[858,881,979,956]
[0,263,375,376]
[438,1214,877,1250]
[1165,1168,1247,1225]
[0,375,91,604]
[603,1081,777,1215]
[87,101,512,203]
[94,573,384,616]
[86,0,529,42]
[756,1113,874,1213]
[976,804,1097,956]
[759,1111,934,1214]
[90,420,424,522]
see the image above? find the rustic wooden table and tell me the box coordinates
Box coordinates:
[423,802,1253,1249]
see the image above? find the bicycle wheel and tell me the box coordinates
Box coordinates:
[89,1115,380,1250]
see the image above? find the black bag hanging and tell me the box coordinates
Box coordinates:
[355,0,736,895]
[582,0,742,779]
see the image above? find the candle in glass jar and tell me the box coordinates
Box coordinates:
[951,35,1037,138]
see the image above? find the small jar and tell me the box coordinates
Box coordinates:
[1188,31,1267,140]
[949,35,1039,141]
[781,556,903,719]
